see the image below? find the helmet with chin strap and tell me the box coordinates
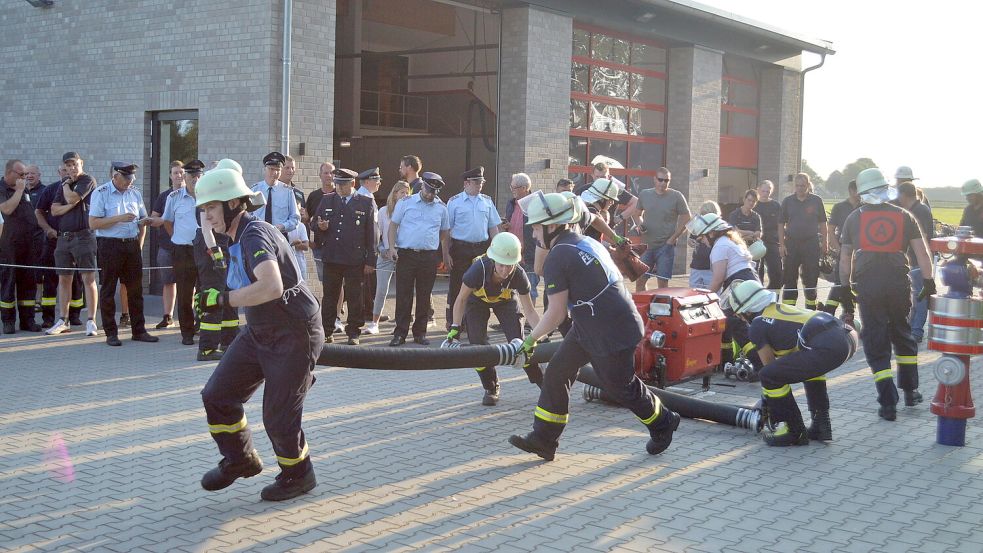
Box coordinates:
[722,279,775,315]
[195,167,264,228]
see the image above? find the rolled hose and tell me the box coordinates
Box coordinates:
[577,365,761,432]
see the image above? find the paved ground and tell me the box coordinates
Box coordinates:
[3,277,983,552]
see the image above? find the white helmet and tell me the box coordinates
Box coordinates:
[582,178,619,205]
[486,232,521,265]
[721,279,775,315]
[894,166,916,180]
[747,240,767,261]
[519,190,585,226]
[686,213,732,237]
[215,158,243,174]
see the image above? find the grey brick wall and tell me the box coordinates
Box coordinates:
[496,5,572,206]
[757,66,802,198]
[665,46,722,273]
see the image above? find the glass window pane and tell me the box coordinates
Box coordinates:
[569,136,588,168]
[571,62,589,94]
[590,66,629,99]
[629,142,664,176]
[570,99,588,129]
[568,170,589,189]
[631,73,666,105]
[591,33,630,64]
[590,103,629,134]
[629,109,664,137]
[723,81,757,109]
[722,111,757,137]
[589,138,628,168]
[573,28,590,58]
[631,43,667,73]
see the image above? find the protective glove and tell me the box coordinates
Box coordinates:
[441,325,461,348]
[198,288,228,313]
[513,335,538,368]
[918,278,937,302]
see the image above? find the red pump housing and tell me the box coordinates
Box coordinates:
[632,288,726,388]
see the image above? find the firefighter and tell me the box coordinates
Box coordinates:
[778,173,828,310]
[823,180,861,326]
[443,232,542,405]
[507,191,680,461]
[195,166,324,501]
[723,279,859,445]
[193,159,242,361]
[839,167,935,421]
[0,159,41,333]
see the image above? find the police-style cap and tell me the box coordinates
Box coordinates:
[111,162,139,176]
[263,151,286,166]
[358,167,381,180]
[421,172,444,191]
[332,168,359,182]
[184,160,206,175]
[462,166,484,181]
[62,151,81,163]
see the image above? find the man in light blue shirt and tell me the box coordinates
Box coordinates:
[445,166,501,326]
[163,159,204,345]
[387,172,450,346]
[88,162,157,346]
[250,151,299,234]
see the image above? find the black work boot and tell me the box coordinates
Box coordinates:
[878,404,897,421]
[508,432,557,461]
[646,408,681,455]
[261,465,317,501]
[201,450,264,491]
[904,389,923,407]
[197,349,224,362]
[807,410,833,441]
[482,385,500,406]
[763,422,809,446]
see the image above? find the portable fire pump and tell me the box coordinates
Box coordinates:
[927,227,983,446]
[630,287,727,389]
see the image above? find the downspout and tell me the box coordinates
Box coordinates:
[796,52,826,173]
[281,0,293,155]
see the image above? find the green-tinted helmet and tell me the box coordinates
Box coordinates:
[961,179,983,196]
[686,212,732,237]
[748,240,767,261]
[722,279,775,314]
[520,190,584,225]
[583,178,619,204]
[195,168,255,208]
[215,158,243,174]
[855,167,889,194]
[486,232,521,265]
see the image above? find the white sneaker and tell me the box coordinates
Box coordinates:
[334,318,345,333]
[364,322,379,335]
[85,319,99,336]
[46,318,69,335]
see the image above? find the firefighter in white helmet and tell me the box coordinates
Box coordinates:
[507,191,680,461]
[839,167,935,421]
[443,232,543,405]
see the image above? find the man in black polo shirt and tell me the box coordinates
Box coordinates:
[897,181,935,342]
[823,180,861,325]
[46,152,100,336]
[754,180,783,289]
[0,159,41,333]
[35,165,86,330]
[727,188,762,244]
[778,173,828,310]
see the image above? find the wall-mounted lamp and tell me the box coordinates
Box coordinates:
[25,0,54,7]
[701,168,710,177]
[339,140,352,148]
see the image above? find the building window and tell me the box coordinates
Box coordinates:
[569,23,667,193]
[720,56,760,170]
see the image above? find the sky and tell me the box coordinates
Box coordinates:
[697,0,981,188]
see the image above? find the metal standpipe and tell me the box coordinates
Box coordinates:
[927,228,983,446]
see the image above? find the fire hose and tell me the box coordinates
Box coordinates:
[317,342,762,432]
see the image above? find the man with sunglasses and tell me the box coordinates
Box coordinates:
[636,167,691,292]
[445,166,501,329]
[839,167,935,421]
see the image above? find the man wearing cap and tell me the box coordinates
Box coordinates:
[35,163,86,330]
[314,168,377,345]
[445,166,501,328]
[305,161,336,283]
[162,160,205,345]
[0,159,41,333]
[778,173,828,310]
[194,165,323,501]
[840,167,935,421]
[89,162,158,346]
[46,152,100,336]
[250,152,300,236]
[398,155,425,195]
[387,172,451,346]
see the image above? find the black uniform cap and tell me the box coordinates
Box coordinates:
[332,168,359,182]
[358,167,381,180]
[263,151,286,166]
[184,160,206,175]
[461,166,485,180]
[111,162,139,176]
[62,151,81,163]
[421,172,444,191]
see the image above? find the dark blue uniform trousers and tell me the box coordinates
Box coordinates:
[201,315,324,475]
[856,273,918,407]
[464,298,543,390]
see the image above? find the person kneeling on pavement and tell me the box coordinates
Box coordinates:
[195,166,324,501]
[507,191,680,461]
[722,279,859,446]
[443,232,543,406]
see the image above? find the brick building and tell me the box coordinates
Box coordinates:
[1,0,832,279]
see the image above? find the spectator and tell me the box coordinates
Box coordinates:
[636,167,692,291]
[306,161,336,283]
[727,189,762,244]
[897,181,934,343]
[503,173,537,304]
[287,200,310,282]
[250,151,299,236]
[689,201,720,289]
[778,173,828,310]
[148,161,185,329]
[161,159,205,346]
[282,154,306,222]
[399,155,425,195]
[368,180,410,334]
[754,180,783,289]
[0,159,41,332]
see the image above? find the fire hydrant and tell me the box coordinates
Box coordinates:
[927,228,983,446]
